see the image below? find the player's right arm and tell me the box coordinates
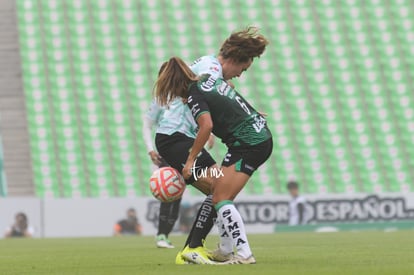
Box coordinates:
[143,100,163,166]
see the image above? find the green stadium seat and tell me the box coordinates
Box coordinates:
[15,0,414,197]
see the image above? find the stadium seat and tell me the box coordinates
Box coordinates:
[16,0,414,197]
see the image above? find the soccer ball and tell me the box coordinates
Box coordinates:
[149,167,185,202]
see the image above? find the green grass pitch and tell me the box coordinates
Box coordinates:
[2,231,414,274]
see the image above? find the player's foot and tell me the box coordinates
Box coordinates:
[220,254,256,264]
[209,247,233,262]
[156,234,174,249]
[175,250,191,264]
[181,246,217,264]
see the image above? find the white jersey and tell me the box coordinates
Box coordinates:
[145,97,198,139]
[288,196,309,225]
[143,55,223,152]
[190,55,223,78]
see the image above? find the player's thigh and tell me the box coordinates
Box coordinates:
[212,139,273,204]
[156,132,217,186]
[212,165,251,204]
[155,133,189,171]
[192,164,220,195]
[221,139,273,175]
[192,180,211,195]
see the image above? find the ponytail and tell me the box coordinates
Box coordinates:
[154,57,197,106]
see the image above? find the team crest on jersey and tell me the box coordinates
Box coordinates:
[200,75,217,92]
[253,115,266,133]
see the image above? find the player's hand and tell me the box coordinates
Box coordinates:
[148,151,162,166]
[182,159,194,180]
[206,134,215,149]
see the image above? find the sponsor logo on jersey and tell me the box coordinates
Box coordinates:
[200,75,217,92]
[217,82,232,96]
[190,103,200,117]
[209,66,219,72]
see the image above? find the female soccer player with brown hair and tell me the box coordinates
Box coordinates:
[144,62,217,251]
[155,30,271,264]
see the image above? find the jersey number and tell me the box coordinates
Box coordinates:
[235,96,251,115]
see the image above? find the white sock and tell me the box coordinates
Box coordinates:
[217,202,252,258]
[215,217,233,254]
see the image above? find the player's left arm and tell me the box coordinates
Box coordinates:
[143,101,163,166]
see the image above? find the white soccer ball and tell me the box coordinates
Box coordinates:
[149,167,185,202]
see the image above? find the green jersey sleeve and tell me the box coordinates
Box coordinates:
[187,83,211,121]
[187,74,272,147]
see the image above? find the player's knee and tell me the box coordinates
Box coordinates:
[212,193,232,205]
[212,195,220,206]
[193,180,213,195]
[213,185,236,204]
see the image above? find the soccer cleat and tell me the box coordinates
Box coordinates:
[219,254,256,265]
[156,234,174,249]
[209,247,233,262]
[175,250,191,265]
[181,246,217,264]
